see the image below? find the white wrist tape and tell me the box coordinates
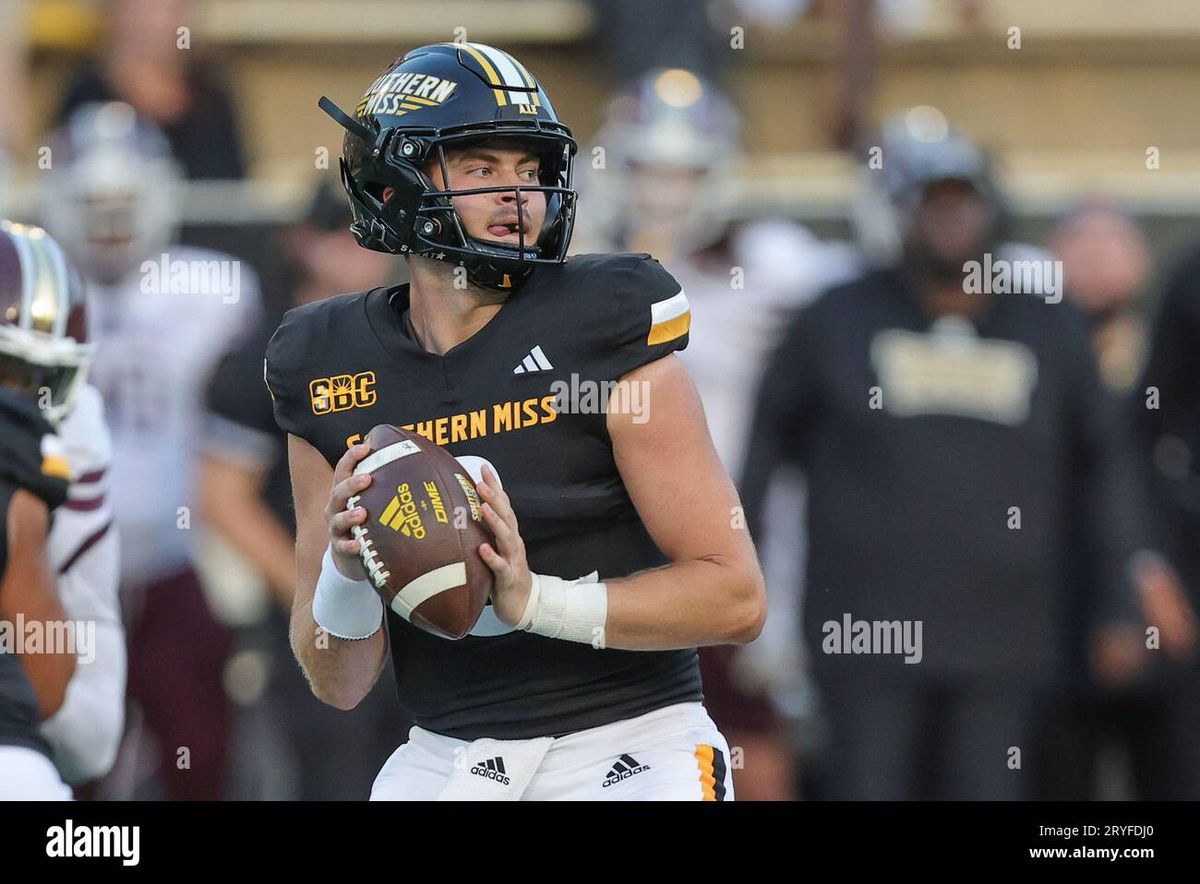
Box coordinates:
[313,545,384,640]
[516,570,608,645]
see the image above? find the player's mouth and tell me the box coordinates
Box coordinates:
[486,218,526,240]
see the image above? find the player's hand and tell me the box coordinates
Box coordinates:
[1089,622,1146,688]
[1135,554,1198,664]
[475,463,533,626]
[324,442,374,580]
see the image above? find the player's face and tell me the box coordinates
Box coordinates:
[626,161,706,224]
[427,145,547,247]
[909,179,993,269]
[1051,208,1148,315]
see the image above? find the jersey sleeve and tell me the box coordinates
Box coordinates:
[591,254,691,381]
[263,307,312,441]
[206,324,283,470]
[0,389,70,511]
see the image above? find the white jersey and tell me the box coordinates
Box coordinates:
[85,246,261,586]
[41,384,127,783]
[671,220,860,473]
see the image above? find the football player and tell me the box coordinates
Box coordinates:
[266,42,766,800]
[0,220,123,798]
[41,102,260,799]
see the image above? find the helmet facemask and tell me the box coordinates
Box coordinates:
[411,134,575,268]
[0,328,94,425]
[343,127,576,288]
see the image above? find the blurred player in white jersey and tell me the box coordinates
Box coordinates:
[574,69,859,798]
[41,102,261,798]
[0,220,125,796]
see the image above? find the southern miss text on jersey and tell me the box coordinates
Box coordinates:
[265,252,702,740]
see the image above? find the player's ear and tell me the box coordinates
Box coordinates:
[382,185,396,203]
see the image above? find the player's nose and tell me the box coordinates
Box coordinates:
[495,171,530,201]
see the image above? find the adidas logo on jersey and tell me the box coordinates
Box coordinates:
[512,345,553,374]
[602,753,651,788]
[471,756,511,785]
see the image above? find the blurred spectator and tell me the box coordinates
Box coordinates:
[199,180,410,799]
[39,101,261,799]
[1127,231,1200,799]
[1052,204,1151,391]
[742,110,1146,799]
[1032,202,1197,799]
[57,0,246,180]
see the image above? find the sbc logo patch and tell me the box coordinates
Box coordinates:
[310,371,376,415]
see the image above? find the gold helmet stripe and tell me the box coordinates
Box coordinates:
[474,44,536,106]
[509,57,542,107]
[456,43,507,107]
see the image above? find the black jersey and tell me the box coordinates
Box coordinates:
[205,316,295,531]
[741,267,1144,685]
[265,252,703,739]
[0,389,69,757]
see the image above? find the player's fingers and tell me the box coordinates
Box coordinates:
[329,506,367,539]
[328,471,372,515]
[480,464,513,512]
[334,536,362,556]
[479,542,511,580]
[480,501,515,549]
[477,475,516,531]
[333,442,372,485]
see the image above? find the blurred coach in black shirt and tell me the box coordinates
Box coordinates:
[742,111,1146,800]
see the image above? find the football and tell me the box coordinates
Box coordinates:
[347,424,494,640]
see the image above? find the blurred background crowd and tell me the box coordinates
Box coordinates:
[3,0,1199,800]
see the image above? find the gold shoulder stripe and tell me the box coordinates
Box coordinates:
[647,310,690,345]
[647,289,691,345]
[42,454,72,481]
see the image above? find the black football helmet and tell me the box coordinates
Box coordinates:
[320,42,578,290]
[852,106,1004,266]
[877,106,996,209]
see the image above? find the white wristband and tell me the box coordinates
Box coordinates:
[517,571,608,645]
[313,545,384,640]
